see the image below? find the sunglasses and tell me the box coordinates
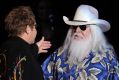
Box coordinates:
[72,25,87,31]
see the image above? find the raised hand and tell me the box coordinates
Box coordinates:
[36,36,52,53]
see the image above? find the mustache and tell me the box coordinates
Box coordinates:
[73,33,83,39]
[73,33,79,37]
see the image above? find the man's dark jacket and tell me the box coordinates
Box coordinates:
[0,36,44,80]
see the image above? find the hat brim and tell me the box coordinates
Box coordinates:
[63,16,110,32]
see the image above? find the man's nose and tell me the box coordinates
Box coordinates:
[75,27,81,32]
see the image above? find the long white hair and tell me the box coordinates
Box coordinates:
[61,25,112,64]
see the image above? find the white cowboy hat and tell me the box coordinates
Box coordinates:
[63,4,110,32]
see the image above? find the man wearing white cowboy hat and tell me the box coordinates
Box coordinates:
[42,4,119,80]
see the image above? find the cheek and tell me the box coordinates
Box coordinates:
[33,29,37,35]
[35,30,37,35]
[32,29,37,40]
[84,28,91,37]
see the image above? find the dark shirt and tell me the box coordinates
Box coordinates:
[0,36,44,80]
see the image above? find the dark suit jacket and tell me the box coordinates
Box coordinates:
[1,36,44,80]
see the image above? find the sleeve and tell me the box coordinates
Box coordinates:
[30,44,39,58]
[109,54,119,80]
[85,48,119,80]
[42,50,58,80]
[0,49,7,80]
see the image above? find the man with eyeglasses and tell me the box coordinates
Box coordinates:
[42,4,119,80]
[0,6,51,80]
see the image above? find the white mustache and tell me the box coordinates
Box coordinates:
[73,33,83,39]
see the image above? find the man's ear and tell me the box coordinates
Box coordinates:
[26,25,31,34]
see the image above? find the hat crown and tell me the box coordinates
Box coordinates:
[63,4,111,32]
[74,5,98,21]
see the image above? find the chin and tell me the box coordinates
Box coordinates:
[30,41,34,44]
[68,35,93,63]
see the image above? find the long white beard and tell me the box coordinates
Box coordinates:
[68,35,93,64]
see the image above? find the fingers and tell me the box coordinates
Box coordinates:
[41,41,51,47]
[41,36,44,41]
[39,50,48,53]
[40,43,51,49]
[37,37,52,53]
[36,36,44,47]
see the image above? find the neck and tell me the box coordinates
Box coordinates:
[18,33,31,44]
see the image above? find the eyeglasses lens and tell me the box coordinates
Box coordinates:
[72,25,87,31]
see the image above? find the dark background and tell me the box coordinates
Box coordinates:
[0,0,119,61]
